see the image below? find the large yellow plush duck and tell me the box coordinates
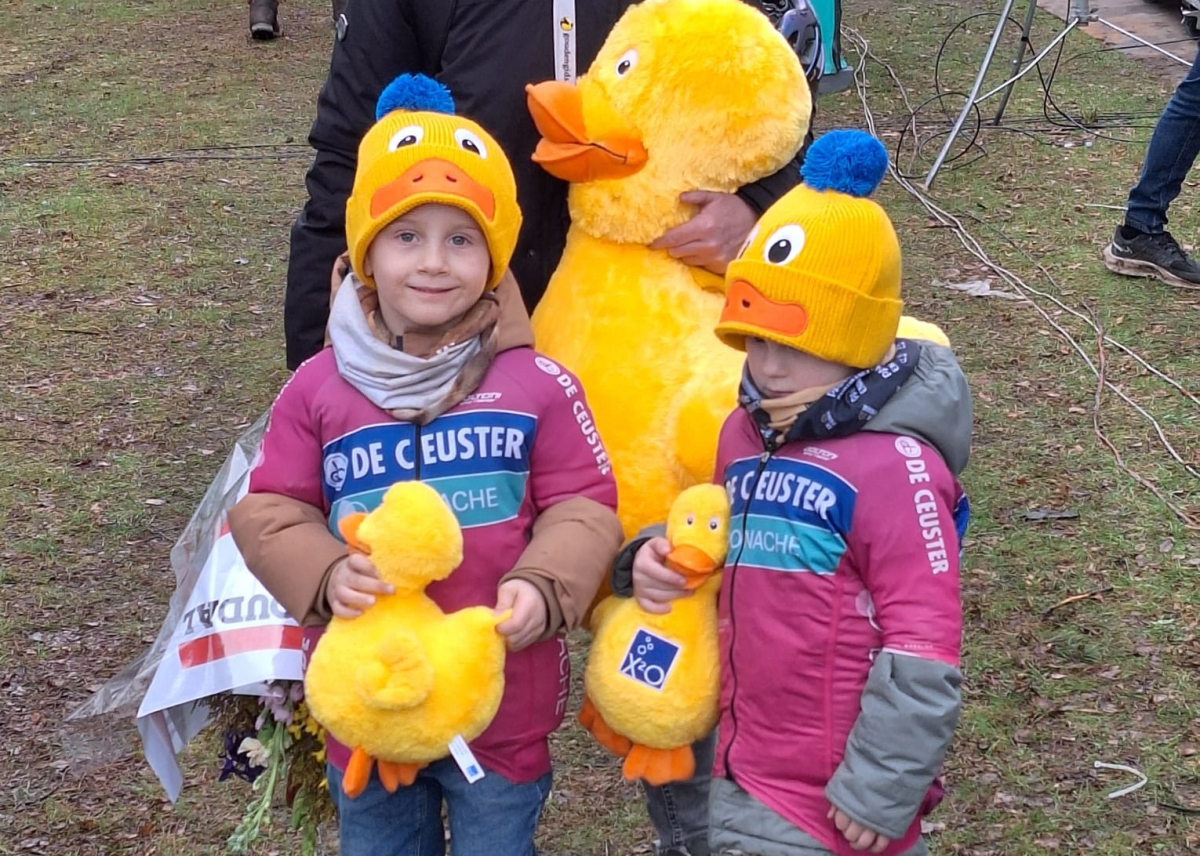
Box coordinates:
[578,484,730,785]
[304,482,508,797]
[527,0,809,537]
[526,0,947,539]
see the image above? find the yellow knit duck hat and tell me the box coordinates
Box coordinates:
[716,130,901,369]
[346,75,522,290]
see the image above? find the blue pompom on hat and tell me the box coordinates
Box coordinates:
[375,74,456,121]
[800,129,888,197]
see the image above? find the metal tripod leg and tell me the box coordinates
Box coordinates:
[992,0,1039,125]
[922,0,1017,190]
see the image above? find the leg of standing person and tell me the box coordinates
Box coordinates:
[326,763,447,856]
[248,0,280,40]
[1103,49,1200,287]
[431,758,552,856]
[641,732,717,856]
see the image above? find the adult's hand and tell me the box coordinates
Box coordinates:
[649,191,758,275]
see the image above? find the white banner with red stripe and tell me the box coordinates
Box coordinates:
[136,516,303,718]
[68,414,305,801]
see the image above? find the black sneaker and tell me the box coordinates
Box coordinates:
[1103,225,1200,288]
[249,0,280,40]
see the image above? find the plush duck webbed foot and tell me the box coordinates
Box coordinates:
[342,747,426,797]
[622,742,695,786]
[377,760,424,792]
[342,746,374,798]
[577,696,632,757]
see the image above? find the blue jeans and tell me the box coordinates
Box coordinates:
[641,732,717,856]
[1126,49,1200,234]
[327,759,552,856]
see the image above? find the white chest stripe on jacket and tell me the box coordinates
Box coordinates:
[553,0,577,83]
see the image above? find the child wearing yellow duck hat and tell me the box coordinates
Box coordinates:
[628,130,972,856]
[229,74,623,855]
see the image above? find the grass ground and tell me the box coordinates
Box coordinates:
[1,1,1197,854]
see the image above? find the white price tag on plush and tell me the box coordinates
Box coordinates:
[449,735,486,784]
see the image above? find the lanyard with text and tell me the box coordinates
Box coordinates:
[553,0,577,83]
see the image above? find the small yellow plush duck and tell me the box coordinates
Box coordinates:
[304,482,508,798]
[526,0,948,541]
[578,484,730,785]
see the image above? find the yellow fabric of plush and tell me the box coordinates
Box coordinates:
[532,0,950,537]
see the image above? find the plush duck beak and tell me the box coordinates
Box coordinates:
[665,543,721,591]
[526,80,647,183]
[721,279,810,339]
[337,512,371,555]
[370,159,496,220]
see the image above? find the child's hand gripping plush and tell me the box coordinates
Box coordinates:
[577,484,730,786]
[304,481,513,798]
[827,806,892,854]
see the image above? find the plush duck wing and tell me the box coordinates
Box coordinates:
[665,341,744,486]
[422,605,509,693]
[356,627,435,711]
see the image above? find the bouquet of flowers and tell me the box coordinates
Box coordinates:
[212,680,335,855]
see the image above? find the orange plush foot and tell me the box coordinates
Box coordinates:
[622,743,695,786]
[376,760,424,792]
[342,746,373,798]
[577,696,632,757]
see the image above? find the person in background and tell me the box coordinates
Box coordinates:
[1103,55,1200,288]
[250,0,347,41]
[277,4,817,853]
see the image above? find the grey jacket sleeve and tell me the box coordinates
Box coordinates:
[825,651,962,840]
[610,523,667,597]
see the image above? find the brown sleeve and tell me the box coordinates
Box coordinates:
[228,491,349,626]
[501,496,623,640]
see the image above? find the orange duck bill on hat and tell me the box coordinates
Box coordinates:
[370,158,496,220]
[525,80,647,183]
[720,278,810,339]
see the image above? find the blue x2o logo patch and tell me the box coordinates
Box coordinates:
[619,629,680,691]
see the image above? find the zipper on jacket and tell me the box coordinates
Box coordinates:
[723,448,772,777]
